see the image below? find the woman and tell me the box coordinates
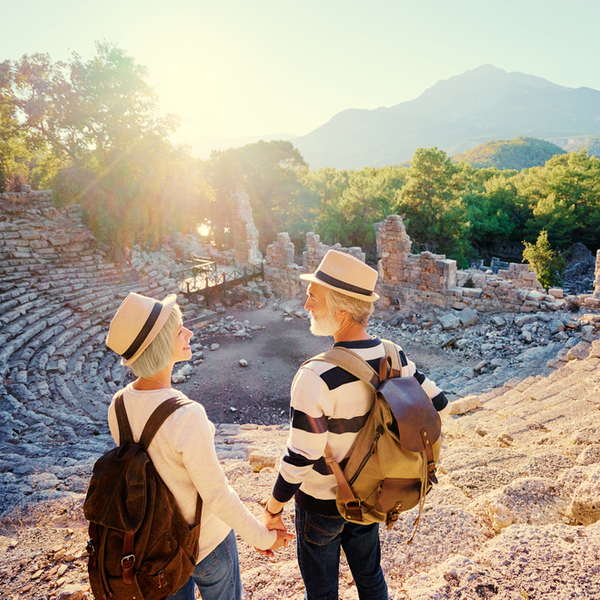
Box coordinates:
[106,292,292,600]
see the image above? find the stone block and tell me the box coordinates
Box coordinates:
[527,290,546,301]
[567,341,592,361]
[49,233,70,246]
[458,307,479,327]
[248,450,280,472]
[449,395,482,415]
[438,313,461,330]
[568,464,600,525]
[452,301,469,310]
[462,287,482,298]
[548,288,564,299]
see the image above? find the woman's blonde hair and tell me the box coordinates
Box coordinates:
[129,305,182,378]
[324,287,374,328]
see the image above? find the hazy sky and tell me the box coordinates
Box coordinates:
[2,0,600,145]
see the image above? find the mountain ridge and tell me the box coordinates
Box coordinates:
[294,65,600,169]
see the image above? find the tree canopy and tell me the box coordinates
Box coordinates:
[2,43,212,254]
[202,140,312,250]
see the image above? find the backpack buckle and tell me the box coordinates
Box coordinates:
[345,500,363,522]
[121,554,136,567]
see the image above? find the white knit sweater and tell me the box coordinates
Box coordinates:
[107,383,276,561]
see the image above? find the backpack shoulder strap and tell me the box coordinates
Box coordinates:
[139,397,194,449]
[140,397,204,529]
[307,346,380,391]
[381,339,402,378]
[115,392,134,445]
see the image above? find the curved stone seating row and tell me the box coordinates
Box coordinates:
[0,193,199,503]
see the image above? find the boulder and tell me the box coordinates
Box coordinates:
[567,341,592,361]
[457,307,479,327]
[438,314,461,330]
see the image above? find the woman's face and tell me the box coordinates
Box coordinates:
[171,319,193,364]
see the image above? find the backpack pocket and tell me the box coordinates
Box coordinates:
[372,477,422,516]
[138,532,196,597]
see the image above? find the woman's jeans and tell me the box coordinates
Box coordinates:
[168,529,242,600]
[295,505,388,600]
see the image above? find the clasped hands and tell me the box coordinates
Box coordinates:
[254,498,294,558]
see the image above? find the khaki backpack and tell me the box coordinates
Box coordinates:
[310,340,442,537]
[84,393,202,600]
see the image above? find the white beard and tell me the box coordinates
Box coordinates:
[309,312,340,337]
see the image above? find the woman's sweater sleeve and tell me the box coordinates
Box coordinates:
[170,403,276,551]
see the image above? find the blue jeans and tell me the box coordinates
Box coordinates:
[168,530,242,600]
[295,505,388,600]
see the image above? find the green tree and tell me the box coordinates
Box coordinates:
[522,230,566,289]
[0,60,33,191]
[463,175,522,249]
[205,140,311,250]
[397,147,469,263]
[4,43,211,255]
[325,167,404,249]
[517,151,600,249]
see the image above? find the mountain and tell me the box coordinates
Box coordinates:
[552,135,600,157]
[293,65,600,169]
[451,136,566,170]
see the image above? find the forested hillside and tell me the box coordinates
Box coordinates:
[2,44,600,273]
[451,137,565,170]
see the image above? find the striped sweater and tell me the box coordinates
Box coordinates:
[272,337,449,516]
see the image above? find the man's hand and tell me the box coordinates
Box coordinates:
[255,529,294,557]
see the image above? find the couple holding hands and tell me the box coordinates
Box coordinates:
[106,250,448,600]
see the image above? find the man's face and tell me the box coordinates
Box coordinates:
[305,283,340,337]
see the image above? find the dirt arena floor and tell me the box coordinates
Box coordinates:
[178,305,457,425]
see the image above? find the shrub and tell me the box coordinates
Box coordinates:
[522,230,566,290]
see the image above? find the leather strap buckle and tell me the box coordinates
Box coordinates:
[121,553,136,567]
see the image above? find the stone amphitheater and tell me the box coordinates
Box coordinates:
[1,191,599,599]
[0,191,198,514]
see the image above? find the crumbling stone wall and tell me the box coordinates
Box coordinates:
[264,232,367,301]
[264,233,304,300]
[303,232,365,271]
[231,189,262,264]
[375,214,568,313]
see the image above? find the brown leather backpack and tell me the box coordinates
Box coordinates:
[310,340,442,539]
[84,393,202,600]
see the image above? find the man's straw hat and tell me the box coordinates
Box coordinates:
[300,250,379,302]
[106,292,178,366]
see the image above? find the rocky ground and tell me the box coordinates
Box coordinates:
[1,300,600,599]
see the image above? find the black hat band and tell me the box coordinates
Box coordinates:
[122,301,162,360]
[315,270,374,297]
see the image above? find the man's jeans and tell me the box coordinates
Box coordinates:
[168,529,242,600]
[295,505,388,600]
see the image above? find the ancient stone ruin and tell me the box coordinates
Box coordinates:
[265,213,600,314]
[231,190,262,264]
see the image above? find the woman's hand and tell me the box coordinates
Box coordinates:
[255,529,295,557]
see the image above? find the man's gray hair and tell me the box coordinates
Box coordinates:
[129,305,182,378]
[324,287,374,327]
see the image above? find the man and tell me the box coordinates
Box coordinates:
[262,250,449,600]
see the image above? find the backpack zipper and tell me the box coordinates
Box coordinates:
[348,430,381,486]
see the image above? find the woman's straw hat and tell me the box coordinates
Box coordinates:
[106,292,178,366]
[300,250,379,302]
